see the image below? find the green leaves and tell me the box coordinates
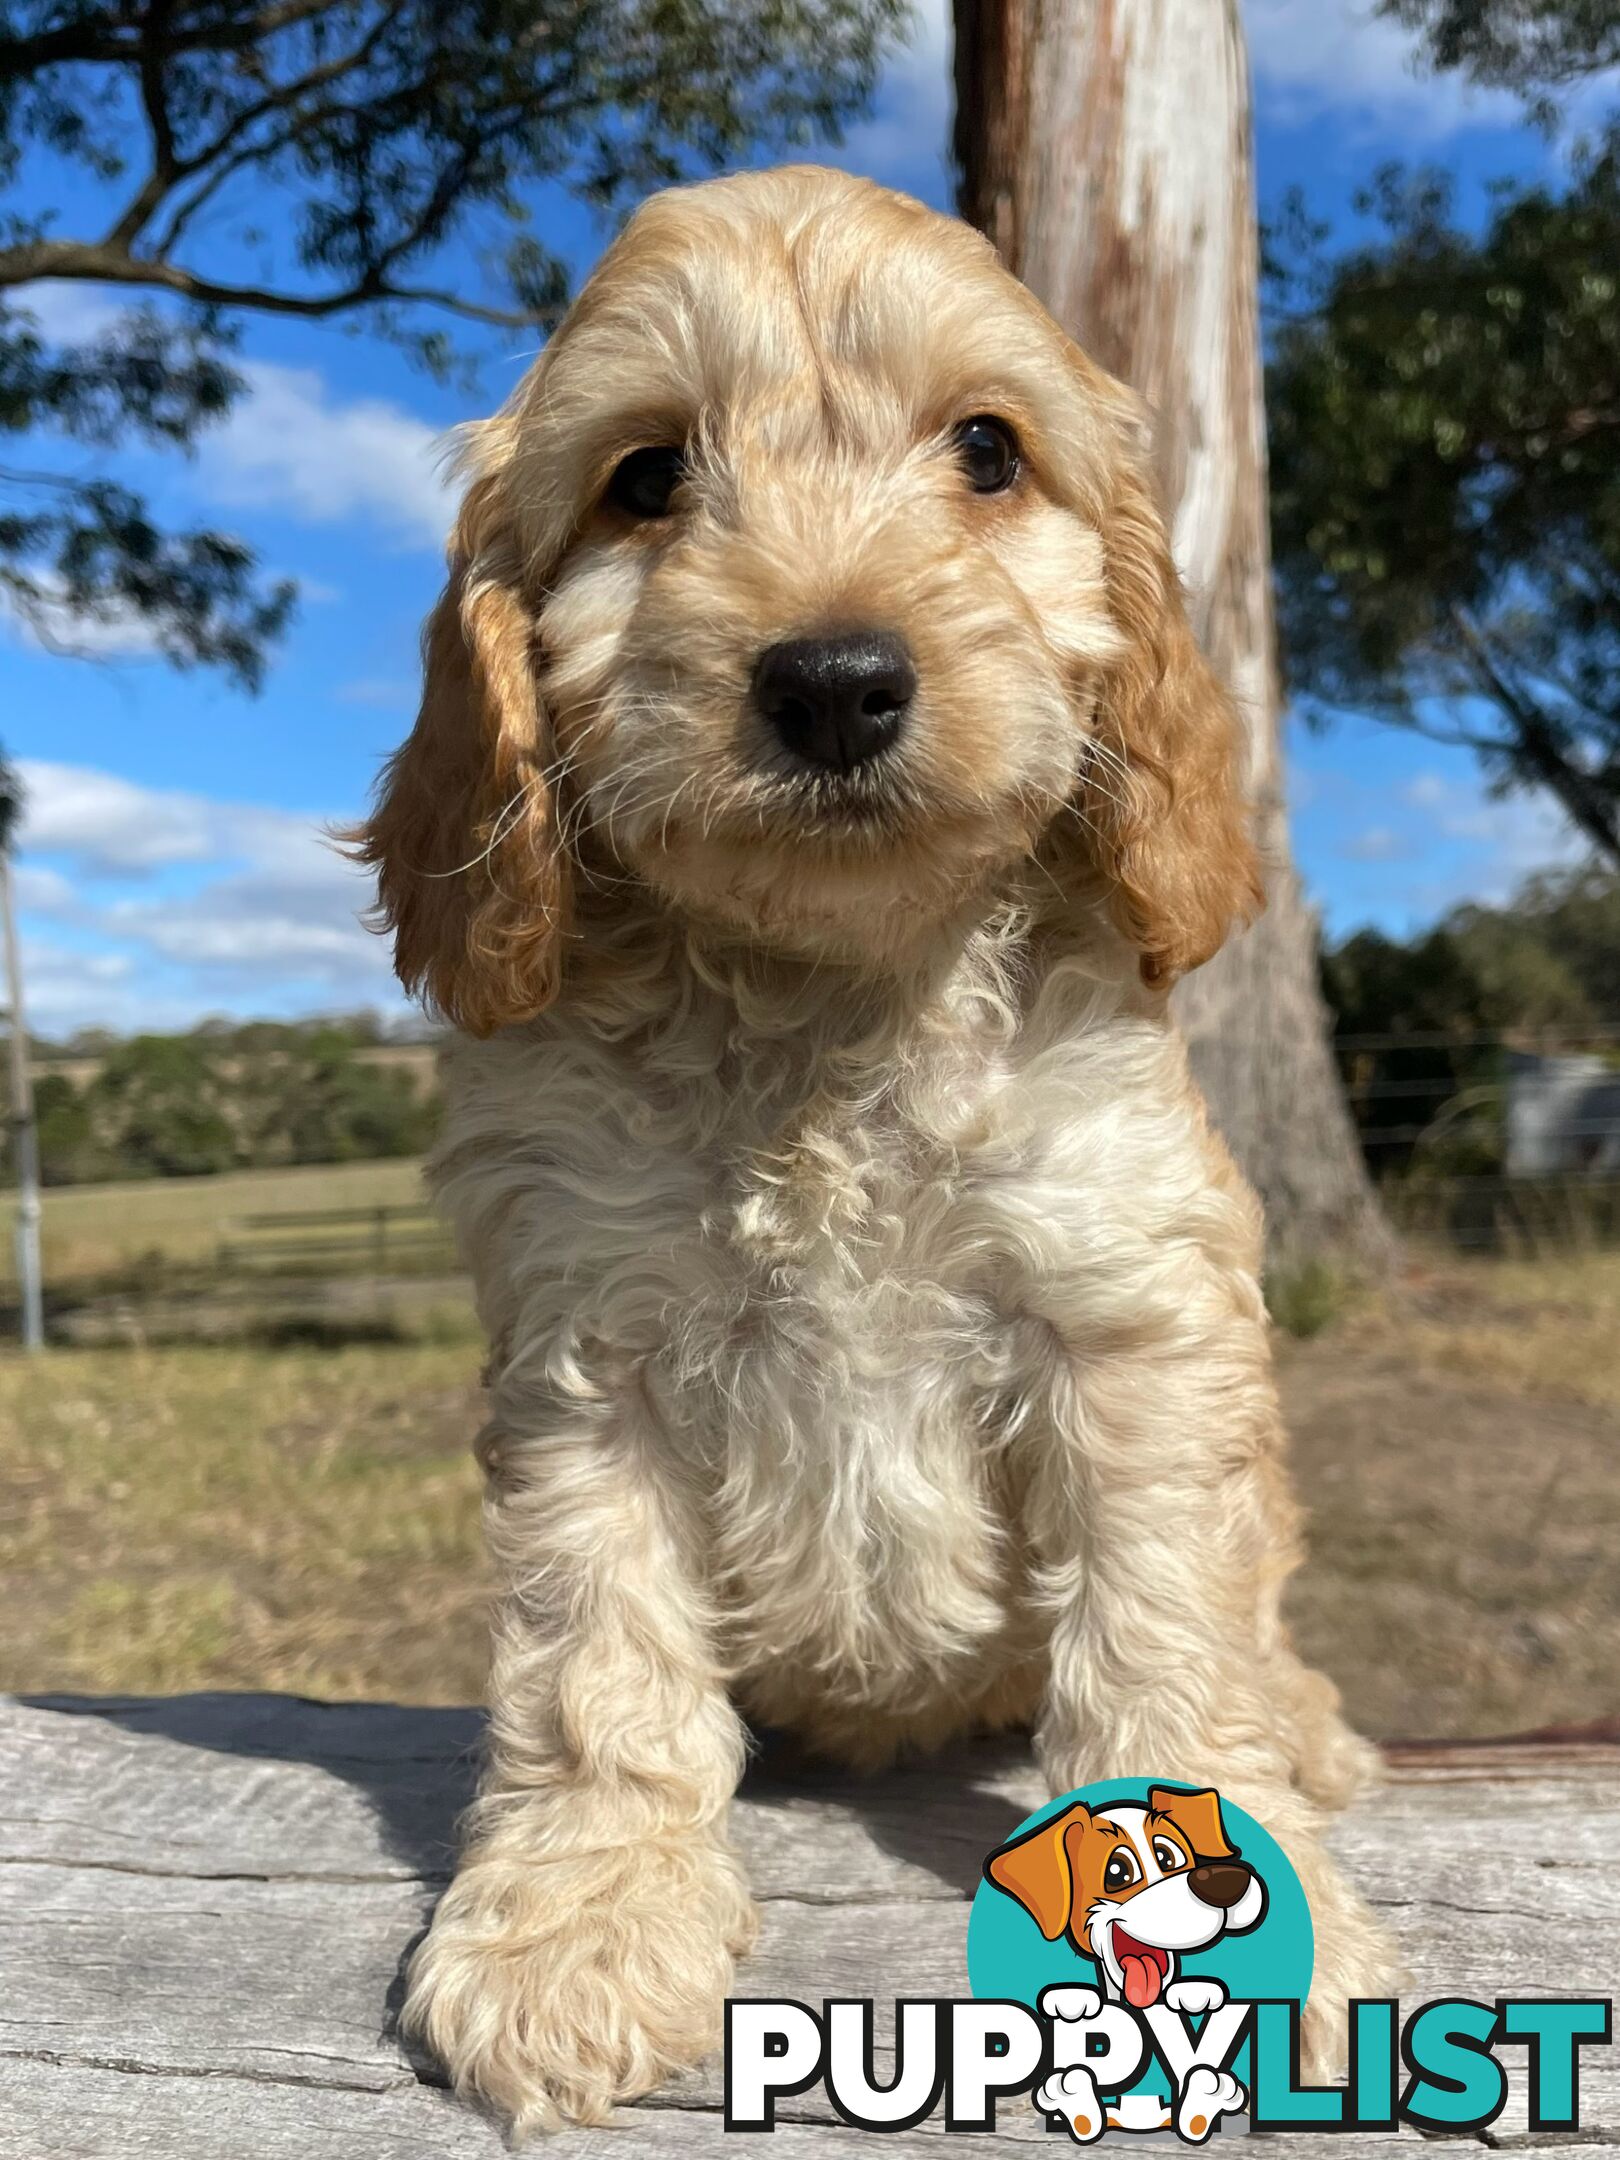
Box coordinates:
[1267,133,1620,863]
[0,461,296,689]
[33,1021,443,1185]
[1377,0,1620,107]
[1322,865,1620,1180]
[0,0,911,681]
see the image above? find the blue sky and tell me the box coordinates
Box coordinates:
[1,0,1598,1035]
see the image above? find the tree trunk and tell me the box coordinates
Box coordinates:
[954,0,1389,1269]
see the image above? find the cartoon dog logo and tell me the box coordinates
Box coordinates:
[984,1785,1268,2142]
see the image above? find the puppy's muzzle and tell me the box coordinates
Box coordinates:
[753,628,916,774]
[1188,1862,1252,1911]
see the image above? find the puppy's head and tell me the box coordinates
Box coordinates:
[356,167,1261,1033]
[985,1787,1266,2006]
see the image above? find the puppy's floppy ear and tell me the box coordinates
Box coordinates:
[1148,1786,1237,1864]
[350,475,569,1037]
[1079,450,1264,988]
[984,1802,1091,1941]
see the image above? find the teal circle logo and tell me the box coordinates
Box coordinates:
[967,1780,1312,2122]
[968,1780,1311,2006]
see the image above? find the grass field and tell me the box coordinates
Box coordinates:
[1279,1249,1620,1738]
[0,1248,1614,1740]
[0,1317,491,1703]
[0,1157,428,1290]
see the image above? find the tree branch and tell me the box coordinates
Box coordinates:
[105,0,181,248]
[1448,605,1620,867]
[0,1,346,76]
[147,2,413,254]
[0,464,105,493]
[0,240,533,328]
[1392,716,1511,753]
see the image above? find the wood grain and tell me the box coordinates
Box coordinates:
[2,1695,1616,2155]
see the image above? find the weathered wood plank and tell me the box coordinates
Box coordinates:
[2,1696,1617,2156]
[25,2059,1605,2160]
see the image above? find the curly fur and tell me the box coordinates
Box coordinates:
[355,165,1394,2136]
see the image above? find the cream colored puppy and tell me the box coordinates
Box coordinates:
[356,165,1393,2135]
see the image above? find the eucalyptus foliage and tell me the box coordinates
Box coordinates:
[1377,0,1620,112]
[1268,143,1620,863]
[0,0,907,682]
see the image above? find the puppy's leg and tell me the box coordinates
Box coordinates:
[1014,1316,1397,2077]
[405,1396,752,2136]
[1268,1636,1383,1814]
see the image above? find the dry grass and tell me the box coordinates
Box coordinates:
[1340,1248,1620,1413]
[0,1157,428,1289]
[0,1245,1613,1741]
[1282,1247,1620,1742]
[0,1320,491,1703]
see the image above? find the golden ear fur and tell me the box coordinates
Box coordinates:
[1080,453,1264,988]
[349,478,568,1037]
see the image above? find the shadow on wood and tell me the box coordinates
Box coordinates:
[3,1693,1617,2157]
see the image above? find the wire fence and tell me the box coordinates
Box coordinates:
[1332,1024,1620,1254]
[7,1024,1620,1341]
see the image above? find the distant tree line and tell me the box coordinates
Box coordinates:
[11,862,1616,1191]
[1323,864,1620,1177]
[23,1016,440,1185]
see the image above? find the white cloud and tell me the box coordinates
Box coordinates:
[130,911,376,968]
[15,283,451,551]
[12,760,398,1030]
[1343,824,1410,862]
[837,0,954,189]
[19,938,245,1035]
[1244,0,1522,136]
[196,357,451,548]
[106,863,390,976]
[19,761,219,873]
[1396,768,1590,906]
[0,577,171,665]
[853,0,1529,192]
[17,759,317,877]
[11,863,80,916]
[9,283,121,345]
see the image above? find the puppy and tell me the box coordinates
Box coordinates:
[987,1785,1266,2011]
[355,165,1394,2133]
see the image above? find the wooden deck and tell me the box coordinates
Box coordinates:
[1,1695,1616,2156]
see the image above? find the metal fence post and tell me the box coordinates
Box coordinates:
[1,850,43,1351]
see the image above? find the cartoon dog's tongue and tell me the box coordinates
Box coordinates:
[1113,1930,1169,2008]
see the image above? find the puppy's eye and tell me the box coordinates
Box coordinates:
[953,414,1020,493]
[606,445,685,519]
[1152,1839,1185,1874]
[1103,1850,1140,1892]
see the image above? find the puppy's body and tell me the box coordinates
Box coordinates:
[449,909,1260,1762]
[358,165,1395,2133]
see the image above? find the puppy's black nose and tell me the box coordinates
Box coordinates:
[1188,1863,1252,1911]
[753,630,916,773]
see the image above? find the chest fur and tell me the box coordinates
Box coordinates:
[437,980,1210,1721]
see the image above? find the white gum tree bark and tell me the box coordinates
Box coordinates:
[954,0,1388,1266]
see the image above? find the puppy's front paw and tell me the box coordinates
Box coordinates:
[404,1838,757,2136]
[1293,1851,1404,2084]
